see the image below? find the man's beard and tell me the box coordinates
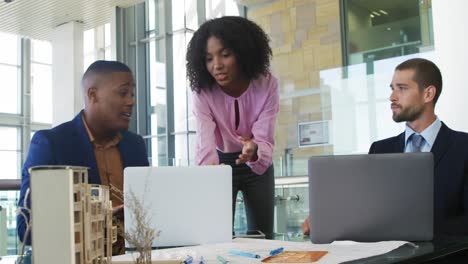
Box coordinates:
[392,104,425,123]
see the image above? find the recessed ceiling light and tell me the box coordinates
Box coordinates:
[370,14,375,18]
[379,9,389,15]
[372,11,381,16]
[387,27,392,31]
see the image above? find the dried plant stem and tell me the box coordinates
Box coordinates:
[124,189,160,264]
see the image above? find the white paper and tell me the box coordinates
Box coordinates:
[112,238,409,264]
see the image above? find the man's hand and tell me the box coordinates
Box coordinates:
[302,216,310,236]
[112,204,124,220]
[236,136,258,165]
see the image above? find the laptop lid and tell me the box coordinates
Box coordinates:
[308,153,433,243]
[124,165,232,247]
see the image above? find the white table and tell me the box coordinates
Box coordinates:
[112,238,409,264]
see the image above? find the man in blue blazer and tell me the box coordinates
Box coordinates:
[369,58,468,237]
[17,61,149,253]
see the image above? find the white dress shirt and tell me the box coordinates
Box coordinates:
[404,117,442,153]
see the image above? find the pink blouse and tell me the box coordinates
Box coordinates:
[192,73,279,175]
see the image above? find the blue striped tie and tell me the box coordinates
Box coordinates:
[410,133,425,152]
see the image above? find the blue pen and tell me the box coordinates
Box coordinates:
[269,247,284,256]
[228,250,261,259]
[183,255,193,264]
[217,255,228,264]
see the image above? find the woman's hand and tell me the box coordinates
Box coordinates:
[236,136,258,164]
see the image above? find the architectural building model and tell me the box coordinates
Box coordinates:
[29,166,116,264]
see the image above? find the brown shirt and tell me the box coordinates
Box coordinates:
[82,115,126,255]
[82,116,124,205]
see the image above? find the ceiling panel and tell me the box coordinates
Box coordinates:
[0,0,144,40]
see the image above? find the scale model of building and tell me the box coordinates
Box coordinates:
[29,166,117,264]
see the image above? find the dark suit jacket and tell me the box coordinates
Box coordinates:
[17,111,149,244]
[369,122,468,237]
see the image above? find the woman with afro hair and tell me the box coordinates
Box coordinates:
[186,16,279,239]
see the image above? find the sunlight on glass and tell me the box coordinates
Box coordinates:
[0,65,19,114]
[151,114,159,166]
[206,0,240,18]
[105,48,112,60]
[148,0,156,31]
[0,126,19,179]
[149,40,156,106]
[0,32,19,65]
[150,114,169,166]
[172,0,185,30]
[175,134,188,166]
[84,54,95,71]
[187,79,196,131]
[105,23,111,47]
[83,28,95,54]
[0,151,20,179]
[185,0,198,29]
[31,63,53,123]
[155,0,165,35]
[172,33,189,132]
[188,133,196,165]
[84,28,96,70]
[0,127,18,150]
[32,40,52,64]
[206,0,222,18]
[149,40,167,106]
[225,0,240,16]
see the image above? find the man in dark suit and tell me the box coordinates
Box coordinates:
[369,58,468,237]
[302,58,468,237]
[16,60,149,254]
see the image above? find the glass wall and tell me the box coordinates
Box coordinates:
[246,0,435,236]
[0,31,22,185]
[147,0,168,166]
[270,51,436,237]
[343,0,434,65]
[83,23,112,70]
[0,31,53,254]
[171,0,196,166]
[0,32,22,254]
[0,33,21,114]
[31,40,53,124]
[0,127,20,180]
[144,0,240,167]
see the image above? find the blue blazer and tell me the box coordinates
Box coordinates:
[17,112,149,244]
[369,122,468,237]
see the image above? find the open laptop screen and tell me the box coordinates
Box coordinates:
[124,165,232,247]
[308,153,433,243]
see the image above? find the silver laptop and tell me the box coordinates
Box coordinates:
[308,153,433,243]
[124,165,232,247]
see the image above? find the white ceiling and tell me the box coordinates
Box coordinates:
[0,0,144,41]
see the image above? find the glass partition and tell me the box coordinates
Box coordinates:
[272,51,436,235]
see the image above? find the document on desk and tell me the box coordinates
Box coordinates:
[112,238,410,264]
